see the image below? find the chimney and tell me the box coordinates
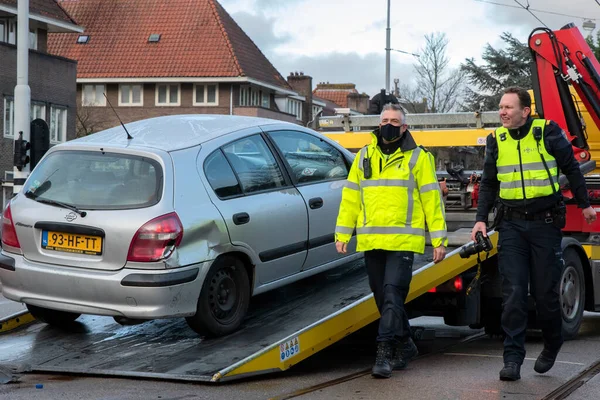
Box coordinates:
[287,71,313,126]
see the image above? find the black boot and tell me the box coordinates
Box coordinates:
[393,337,418,370]
[372,342,394,378]
[534,348,559,374]
[499,362,521,381]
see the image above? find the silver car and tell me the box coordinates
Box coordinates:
[0,115,360,337]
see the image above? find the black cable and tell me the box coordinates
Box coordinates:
[514,0,549,28]
[474,0,594,21]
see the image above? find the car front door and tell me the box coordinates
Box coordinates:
[202,133,308,284]
[265,129,353,271]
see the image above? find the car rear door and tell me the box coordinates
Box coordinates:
[264,128,353,271]
[201,133,308,284]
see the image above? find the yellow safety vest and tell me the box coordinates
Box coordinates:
[335,133,448,253]
[496,119,559,200]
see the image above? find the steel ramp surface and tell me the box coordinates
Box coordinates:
[0,232,497,382]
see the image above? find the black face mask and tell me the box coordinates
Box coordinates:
[380,123,401,141]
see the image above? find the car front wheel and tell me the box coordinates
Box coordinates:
[186,255,250,337]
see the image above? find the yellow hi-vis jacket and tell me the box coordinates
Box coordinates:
[335,131,448,253]
[496,119,559,200]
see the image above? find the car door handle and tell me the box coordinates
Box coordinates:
[233,212,250,225]
[309,197,323,209]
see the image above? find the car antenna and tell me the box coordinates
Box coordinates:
[103,93,133,140]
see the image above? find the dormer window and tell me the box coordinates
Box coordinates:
[148,34,161,43]
[77,35,89,44]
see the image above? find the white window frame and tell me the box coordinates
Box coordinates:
[3,96,14,138]
[49,105,68,144]
[29,28,37,50]
[239,85,270,108]
[286,99,302,121]
[0,20,6,43]
[31,101,46,121]
[193,83,219,106]
[118,84,144,106]
[155,84,180,106]
[7,19,16,45]
[82,84,106,107]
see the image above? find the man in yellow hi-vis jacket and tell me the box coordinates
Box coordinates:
[335,103,447,378]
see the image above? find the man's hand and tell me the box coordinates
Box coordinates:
[583,206,597,225]
[335,241,348,254]
[433,246,446,263]
[471,221,488,241]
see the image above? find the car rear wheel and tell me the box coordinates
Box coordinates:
[186,255,250,337]
[26,304,81,325]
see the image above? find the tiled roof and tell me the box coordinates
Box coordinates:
[47,0,290,90]
[313,83,359,108]
[0,0,76,24]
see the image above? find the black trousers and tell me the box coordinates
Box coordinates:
[364,250,414,345]
[497,218,564,365]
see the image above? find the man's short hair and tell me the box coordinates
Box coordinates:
[503,87,532,110]
[380,103,406,123]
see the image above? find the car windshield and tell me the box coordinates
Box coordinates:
[22,150,163,209]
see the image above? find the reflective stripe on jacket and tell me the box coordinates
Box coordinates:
[335,132,447,253]
[496,119,559,200]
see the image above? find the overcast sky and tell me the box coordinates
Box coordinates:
[219,0,600,98]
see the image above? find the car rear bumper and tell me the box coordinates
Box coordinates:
[0,252,207,319]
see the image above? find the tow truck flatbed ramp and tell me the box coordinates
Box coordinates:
[0,233,497,383]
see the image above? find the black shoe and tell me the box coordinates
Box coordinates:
[499,362,521,381]
[393,337,419,370]
[371,342,394,378]
[534,348,559,374]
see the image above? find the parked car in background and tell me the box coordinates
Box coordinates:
[0,115,360,337]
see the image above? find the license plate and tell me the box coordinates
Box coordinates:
[42,231,103,255]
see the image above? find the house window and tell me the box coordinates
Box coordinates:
[312,105,323,120]
[3,96,14,138]
[240,86,269,107]
[0,20,6,43]
[31,101,46,120]
[29,29,37,50]
[82,84,106,106]
[156,84,180,106]
[50,105,67,143]
[286,99,302,121]
[194,84,219,106]
[7,19,16,45]
[119,84,143,106]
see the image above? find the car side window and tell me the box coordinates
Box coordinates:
[268,130,349,184]
[204,150,243,199]
[222,135,286,194]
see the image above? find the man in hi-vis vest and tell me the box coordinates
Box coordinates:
[471,87,596,381]
[335,103,447,378]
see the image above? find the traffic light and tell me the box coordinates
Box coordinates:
[30,119,50,170]
[13,132,30,171]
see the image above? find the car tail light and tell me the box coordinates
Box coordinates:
[1,204,21,249]
[454,276,464,291]
[428,286,437,293]
[127,212,183,262]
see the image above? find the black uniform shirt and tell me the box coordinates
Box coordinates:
[476,117,591,223]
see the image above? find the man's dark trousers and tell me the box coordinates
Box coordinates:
[497,217,564,365]
[364,250,414,344]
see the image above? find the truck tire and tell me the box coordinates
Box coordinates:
[26,304,80,325]
[186,255,250,337]
[560,248,585,340]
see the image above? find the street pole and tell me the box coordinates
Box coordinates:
[385,0,391,94]
[13,0,31,194]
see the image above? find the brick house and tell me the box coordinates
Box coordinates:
[312,83,370,115]
[0,0,82,208]
[48,0,320,135]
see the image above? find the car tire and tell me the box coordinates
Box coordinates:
[561,248,585,340]
[186,255,250,337]
[26,304,81,325]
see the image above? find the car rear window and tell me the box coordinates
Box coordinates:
[23,150,163,209]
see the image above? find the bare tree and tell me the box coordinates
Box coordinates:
[414,32,464,113]
[76,107,101,138]
[398,84,428,114]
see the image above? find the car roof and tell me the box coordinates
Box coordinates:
[65,114,298,152]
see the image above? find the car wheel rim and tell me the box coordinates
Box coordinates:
[560,265,580,321]
[208,268,238,322]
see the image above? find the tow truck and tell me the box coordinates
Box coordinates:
[0,23,599,383]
